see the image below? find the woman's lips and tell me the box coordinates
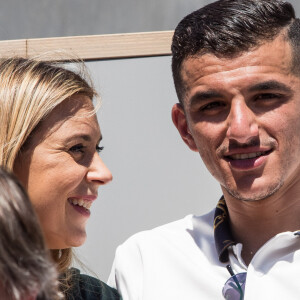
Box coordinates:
[68,197,93,209]
[69,202,91,217]
[68,196,97,216]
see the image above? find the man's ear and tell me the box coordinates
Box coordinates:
[171,103,198,152]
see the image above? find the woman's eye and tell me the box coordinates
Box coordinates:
[69,144,85,153]
[96,145,104,153]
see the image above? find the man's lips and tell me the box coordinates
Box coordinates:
[223,148,273,169]
[224,149,272,161]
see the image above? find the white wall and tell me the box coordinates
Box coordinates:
[75,56,221,280]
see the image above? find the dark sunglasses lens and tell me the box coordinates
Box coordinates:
[222,272,247,300]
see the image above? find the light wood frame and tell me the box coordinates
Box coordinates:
[0,31,173,61]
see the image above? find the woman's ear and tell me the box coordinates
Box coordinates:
[171,103,198,152]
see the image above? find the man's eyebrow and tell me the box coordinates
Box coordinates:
[189,90,223,107]
[248,80,293,93]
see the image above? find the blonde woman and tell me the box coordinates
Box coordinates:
[0,167,62,300]
[0,57,121,300]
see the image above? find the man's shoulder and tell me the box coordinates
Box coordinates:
[118,209,215,252]
[108,209,218,292]
[153,209,215,235]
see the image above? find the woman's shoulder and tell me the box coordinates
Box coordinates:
[65,268,122,300]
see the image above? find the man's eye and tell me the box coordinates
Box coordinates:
[255,93,282,101]
[200,102,225,111]
[69,144,85,153]
[96,145,104,153]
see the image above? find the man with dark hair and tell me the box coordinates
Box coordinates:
[108,1,300,299]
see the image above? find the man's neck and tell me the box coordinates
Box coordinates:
[222,184,300,266]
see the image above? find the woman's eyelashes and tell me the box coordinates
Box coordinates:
[68,144,104,155]
[69,144,86,153]
[96,145,104,153]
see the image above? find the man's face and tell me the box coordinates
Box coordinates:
[172,34,300,201]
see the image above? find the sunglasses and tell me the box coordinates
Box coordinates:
[222,265,247,300]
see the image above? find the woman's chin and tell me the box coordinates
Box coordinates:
[70,237,87,248]
[47,235,87,249]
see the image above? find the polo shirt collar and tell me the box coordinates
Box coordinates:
[214,196,235,263]
[213,197,300,263]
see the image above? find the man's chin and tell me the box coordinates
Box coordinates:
[224,181,284,202]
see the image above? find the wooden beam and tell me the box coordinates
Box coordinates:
[0,31,173,61]
[0,39,27,57]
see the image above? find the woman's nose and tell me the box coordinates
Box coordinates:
[86,152,113,186]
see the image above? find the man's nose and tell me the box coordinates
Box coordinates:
[86,152,113,186]
[226,99,259,144]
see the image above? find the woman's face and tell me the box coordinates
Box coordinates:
[14,95,112,249]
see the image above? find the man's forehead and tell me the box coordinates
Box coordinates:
[181,33,293,83]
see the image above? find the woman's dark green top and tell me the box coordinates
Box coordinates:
[64,268,122,300]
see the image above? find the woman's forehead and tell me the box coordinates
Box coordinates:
[30,95,100,145]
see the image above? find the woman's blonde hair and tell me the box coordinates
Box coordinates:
[0,57,98,274]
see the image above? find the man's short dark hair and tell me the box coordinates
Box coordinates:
[171,0,300,103]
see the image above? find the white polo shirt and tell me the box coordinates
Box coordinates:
[108,198,300,299]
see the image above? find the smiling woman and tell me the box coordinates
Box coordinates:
[0,57,120,300]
